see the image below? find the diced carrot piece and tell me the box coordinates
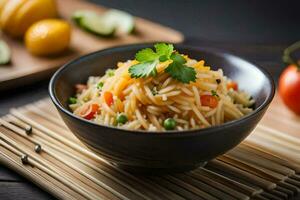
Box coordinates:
[104,91,113,106]
[79,103,99,120]
[200,95,218,108]
[227,81,238,91]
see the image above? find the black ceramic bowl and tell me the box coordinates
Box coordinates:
[49,43,275,173]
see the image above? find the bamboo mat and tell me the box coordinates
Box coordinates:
[0,94,299,200]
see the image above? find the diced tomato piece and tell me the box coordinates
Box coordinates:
[227,81,238,91]
[79,103,99,120]
[200,95,218,108]
[75,84,87,93]
[104,91,114,106]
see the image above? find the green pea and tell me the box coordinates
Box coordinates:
[68,97,77,104]
[97,82,104,89]
[106,69,115,77]
[116,114,128,124]
[163,118,176,130]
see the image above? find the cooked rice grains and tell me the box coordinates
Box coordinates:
[70,58,254,131]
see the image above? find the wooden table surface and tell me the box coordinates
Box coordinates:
[1,0,300,199]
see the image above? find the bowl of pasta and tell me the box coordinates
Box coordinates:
[49,43,275,173]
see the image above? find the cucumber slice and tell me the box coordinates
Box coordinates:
[0,40,10,65]
[72,10,115,37]
[104,9,135,34]
[72,10,95,24]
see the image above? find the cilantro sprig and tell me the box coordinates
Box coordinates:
[128,43,196,83]
[129,60,158,78]
[165,53,196,83]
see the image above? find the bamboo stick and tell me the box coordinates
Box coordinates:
[235,145,296,176]
[198,167,261,196]
[252,129,300,154]
[208,159,276,190]
[246,134,300,165]
[241,143,300,173]
[175,173,236,199]
[25,104,67,129]
[188,171,249,200]
[164,175,219,200]
[148,176,206,200]
[222,153,287,181]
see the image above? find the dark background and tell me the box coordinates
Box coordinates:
[92,0,300,44]
[0,0,300,199]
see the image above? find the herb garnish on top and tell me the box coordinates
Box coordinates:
[128,43,196,83]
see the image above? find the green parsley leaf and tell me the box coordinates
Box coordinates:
[155,43,174,58]
[165,53,196,83]
[135,48,158,62]
[128,60,158,78]
[170,53,186,63]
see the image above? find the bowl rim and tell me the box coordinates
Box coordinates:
[49,43,276,136]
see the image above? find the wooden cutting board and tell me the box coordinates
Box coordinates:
[0,0,183,91]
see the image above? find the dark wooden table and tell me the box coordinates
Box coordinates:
[1,0,300,199]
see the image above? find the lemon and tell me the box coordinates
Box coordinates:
[25,19,71,56]
[0,0,57,37]
[0,0,27,32]
[10,0,57,37]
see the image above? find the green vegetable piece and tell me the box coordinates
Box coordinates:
[116,114,128,124]
[136,48,158,62]
[73,10,115,37]
[129,43,173,78]
[165,53,196,83]
[128,43,196,83]
[170,53,186,63]
[106,69,115,77]
[155,43,174,58]
[159,55,168,62]
[211,90,219,97]
[97,82,104,89]
[72,10,94,24]
[129,60,158,78]
[163,118,177,130]
[104,9,135,34]
[0,40,11,65]
[68,97,77,104]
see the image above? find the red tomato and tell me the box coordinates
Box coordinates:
[104,91,114,106]
[227,81,238,91]
[78,103,99,120]
[201,95,218,108]
[279,65,300,115]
